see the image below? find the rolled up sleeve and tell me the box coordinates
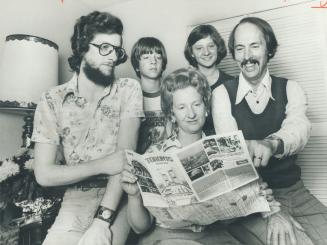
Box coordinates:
[31,92,60,145]
[120,78,144,119]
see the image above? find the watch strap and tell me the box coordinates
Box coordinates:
[264,136,284,156]
[275,138,284,155]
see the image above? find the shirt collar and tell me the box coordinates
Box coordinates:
[162,130,206,151]
[62,73,79,103]
[62,73,115,104]
[235,69,275,105]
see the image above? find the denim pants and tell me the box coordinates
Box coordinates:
[137,222,244,245]
[227,180,327,245]
[42,187,129,245]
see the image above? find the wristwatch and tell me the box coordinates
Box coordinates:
[275,138,284,155]
[265,136,284,156]
[95,206,116,225]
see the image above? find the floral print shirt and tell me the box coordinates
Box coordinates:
[146,132,181,154]
[146,131,206,153]
[32,74,144,165]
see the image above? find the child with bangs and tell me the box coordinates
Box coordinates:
[184,25,233,136]
[131,37,170,154]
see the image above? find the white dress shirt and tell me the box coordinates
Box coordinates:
[212,69,311,158]
[235,71,274,114]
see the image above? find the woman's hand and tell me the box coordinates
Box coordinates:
[120,162,140,197]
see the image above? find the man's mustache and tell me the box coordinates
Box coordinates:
[241,57,259,67]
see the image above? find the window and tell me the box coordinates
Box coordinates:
[190,1,327,205]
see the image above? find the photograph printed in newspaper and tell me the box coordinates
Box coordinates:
[125,130,271,227]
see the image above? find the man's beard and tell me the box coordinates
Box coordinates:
[82,61,115,87]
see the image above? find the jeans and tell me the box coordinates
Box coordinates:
[138,222,243,245]
[227,180,327,245]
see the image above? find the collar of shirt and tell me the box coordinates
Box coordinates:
[62,73,114,105]
[62,73,78,100]
[161,130,206,152]
[235,69,275,105]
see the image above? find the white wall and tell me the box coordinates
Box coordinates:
[0,0,312,158]
[103,0,309,79]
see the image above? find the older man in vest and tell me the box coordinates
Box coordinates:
[212,17,327,245]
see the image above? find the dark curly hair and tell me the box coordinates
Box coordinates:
[131,37,167,78]
[228,17,278,61]
[184,25,227,68]
[161,67,211,122]
[68,11,127,73]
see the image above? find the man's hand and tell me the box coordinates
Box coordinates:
[78,219,112,245]
[246,139,278,167]
[120,162,140,197]
[259,182,281,217]
[259,182,274,201]
[102,150,128,175]
[267,211,304,245]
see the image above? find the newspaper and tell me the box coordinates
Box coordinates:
[125,130,270,227]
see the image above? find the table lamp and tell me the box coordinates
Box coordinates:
[0,34,59,148]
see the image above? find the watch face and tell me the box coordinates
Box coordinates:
[102,210,112,219]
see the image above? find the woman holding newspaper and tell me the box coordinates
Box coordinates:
[120,67,276,245]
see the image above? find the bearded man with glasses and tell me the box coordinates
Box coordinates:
[31,11,143,245]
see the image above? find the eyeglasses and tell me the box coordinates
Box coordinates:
[89,42,126,60]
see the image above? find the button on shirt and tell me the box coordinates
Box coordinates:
[212,70,311,158]
[32,74,144,165]
[235,71,274,114]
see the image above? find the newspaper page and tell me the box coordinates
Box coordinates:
[125,130,270,227]
[125,149,196,208]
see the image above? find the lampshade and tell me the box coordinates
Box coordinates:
[0,34,59,110]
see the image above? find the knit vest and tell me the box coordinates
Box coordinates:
[224,76,300,188]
